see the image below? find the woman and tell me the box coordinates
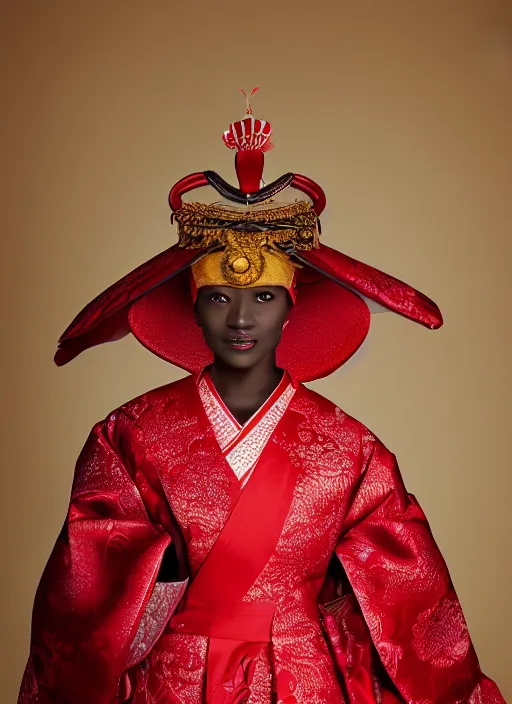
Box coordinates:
[19,91,505,704]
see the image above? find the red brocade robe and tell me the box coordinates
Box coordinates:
[18,371,504,704]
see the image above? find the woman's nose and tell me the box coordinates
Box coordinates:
[226,295,254,329]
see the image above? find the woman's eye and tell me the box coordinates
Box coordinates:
[210,293,228,303]
[256,291,274,302]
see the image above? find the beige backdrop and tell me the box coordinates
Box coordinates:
[1,0,511,701]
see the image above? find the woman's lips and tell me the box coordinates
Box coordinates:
[226,337,256,351]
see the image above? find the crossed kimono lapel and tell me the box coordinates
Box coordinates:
[197,367,296,486]
[173,375,304,637]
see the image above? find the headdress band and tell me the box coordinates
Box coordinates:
[174,201,317,292]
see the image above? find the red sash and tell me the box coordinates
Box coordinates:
[170,432,300,700]
[172,439,299,635]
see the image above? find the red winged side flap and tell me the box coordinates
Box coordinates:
[301,244,443,330]
[333,440,504,704]
[54,245,201,366]
[17,413,175,704]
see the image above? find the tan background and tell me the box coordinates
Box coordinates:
[1,0,511,700]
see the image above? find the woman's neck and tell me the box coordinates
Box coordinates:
[209,357,284,425]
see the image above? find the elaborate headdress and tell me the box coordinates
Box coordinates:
[55,89,442,381]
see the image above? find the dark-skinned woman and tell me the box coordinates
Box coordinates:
[18,92,505,704]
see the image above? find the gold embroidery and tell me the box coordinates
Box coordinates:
[174,201,319,287]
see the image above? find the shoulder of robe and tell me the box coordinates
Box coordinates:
[297,383,393,466]
[96,374,197,436]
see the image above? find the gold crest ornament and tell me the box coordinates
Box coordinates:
[174,200,318,288]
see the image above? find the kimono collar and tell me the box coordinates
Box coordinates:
[196,367,296,485]
[196,367,294,432]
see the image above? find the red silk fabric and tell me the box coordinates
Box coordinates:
[301,244,442,330]
[18,374,504,703]
[170,438,300,700]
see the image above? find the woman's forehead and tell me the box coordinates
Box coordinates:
[198,285,287,294]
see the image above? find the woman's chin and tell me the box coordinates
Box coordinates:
[214,348,264,370]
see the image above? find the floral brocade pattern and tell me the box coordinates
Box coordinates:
[18,373,505,704]
[411,597,471,668]
[132,633,208,703]
[123,381,240,575]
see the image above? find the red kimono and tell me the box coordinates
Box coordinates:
[18,371,504,704]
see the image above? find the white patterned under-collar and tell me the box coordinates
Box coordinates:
[197,371,296,485]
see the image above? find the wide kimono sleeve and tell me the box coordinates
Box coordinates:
[335,437,505,704]
[17,410,185,704]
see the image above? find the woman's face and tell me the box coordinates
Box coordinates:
[194,285,291,370]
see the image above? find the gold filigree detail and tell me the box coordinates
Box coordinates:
[174,201,319,286]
